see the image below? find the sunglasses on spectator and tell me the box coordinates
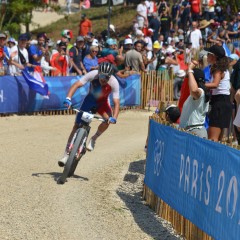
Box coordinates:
[91,50,98,53]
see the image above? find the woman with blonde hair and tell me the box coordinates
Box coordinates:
[83,45,99,72]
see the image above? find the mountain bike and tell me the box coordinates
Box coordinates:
[57,109,106,184]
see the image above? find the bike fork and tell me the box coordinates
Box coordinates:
[76,136,87,159]
[68,131,78,153]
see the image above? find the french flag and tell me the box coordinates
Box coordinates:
[22,66,49,97]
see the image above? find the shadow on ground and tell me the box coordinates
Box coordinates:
[32,172,89,182]
[117,159,181,240]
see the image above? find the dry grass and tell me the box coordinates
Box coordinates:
[34,5,136,41]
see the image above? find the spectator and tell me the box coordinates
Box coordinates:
[83,45,99,72]
[199,19,211,45]
[69,36,87,76]
[0,32,9,75]
[228,54,240,144]
[50,41,69,76]
[85,32,95,48]
[157,0,168,18]
[133,29,144,43]
[28,32,50,73]
[176,34,184,51]
[180,65,210,138]
[101,24,116,42]
[217,28,230,44]
[123,38,133,55]
[227,16,239,39]
[147,40,161,70]
[146,0,157,22]
[80,0,91,9]
[125,40,146,73]
[179,0,191,32]
[61,29,74,52]
[149,12,161,42]
[79,14,92,37]
[205,44,231,141]
[159,10,172,41]
[188,21,203,54]
[158,34,165,48]
[207,22,220,43]
[173,69,186,100]
[189,0,202,21]
[101,38,118,58]
[136,0,148,29]
[8,34,31,75]
[215,4,224,23]
[171,0,180,28]
[144,28,154,51]
[184,42,193,65]
[66,0,72,14]
[203,0,216,21]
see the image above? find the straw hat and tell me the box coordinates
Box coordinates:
[199,19,210,29]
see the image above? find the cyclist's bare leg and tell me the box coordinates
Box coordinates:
[87,112,111,151]
[91,111,111,141]
[91,122,109,141]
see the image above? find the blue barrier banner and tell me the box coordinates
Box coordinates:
[145,120,240,240]
[0,74,140,113]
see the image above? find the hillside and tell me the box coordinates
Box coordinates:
[33,5,137,41]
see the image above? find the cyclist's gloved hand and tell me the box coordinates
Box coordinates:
[108,117,117,124]
[63,97,72,108]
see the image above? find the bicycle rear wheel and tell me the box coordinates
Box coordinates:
[58,128,88,184]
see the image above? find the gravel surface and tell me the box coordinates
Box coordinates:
[0,111,184,239]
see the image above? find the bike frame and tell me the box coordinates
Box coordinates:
[58,109,106,184]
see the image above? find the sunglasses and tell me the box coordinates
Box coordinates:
[91,50,98,53]
[99,74,110,81]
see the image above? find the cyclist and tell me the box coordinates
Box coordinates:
[58,62,120,167]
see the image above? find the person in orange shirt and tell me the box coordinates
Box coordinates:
[50,41,69,76]
[79,14,92,36]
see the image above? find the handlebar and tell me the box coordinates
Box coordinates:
[73,109,106,123]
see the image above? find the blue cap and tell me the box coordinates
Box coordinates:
[106,38,117,45]
[8,37,16,43]
[229,53,239,61]
[18,33,28,41]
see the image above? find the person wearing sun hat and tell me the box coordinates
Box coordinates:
[146,40,161,70]
[204,44,232,141]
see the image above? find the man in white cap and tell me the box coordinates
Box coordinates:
[101,24,116,42]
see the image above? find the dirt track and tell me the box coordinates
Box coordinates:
[0,110,183,239]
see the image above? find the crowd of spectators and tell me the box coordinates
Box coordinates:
[1,0,240,143]
[1,1,240,79]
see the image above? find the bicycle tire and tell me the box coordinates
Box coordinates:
[58,128,88,184]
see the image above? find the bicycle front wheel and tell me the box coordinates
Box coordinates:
[58,128,88,184]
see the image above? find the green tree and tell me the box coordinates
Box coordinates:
[0,0,41,35]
